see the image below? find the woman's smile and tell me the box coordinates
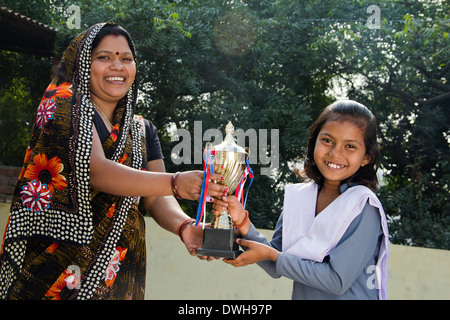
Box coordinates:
[105,76,125,83]
[90,34,136,106]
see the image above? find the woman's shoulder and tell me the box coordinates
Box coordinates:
[133,115,158,136]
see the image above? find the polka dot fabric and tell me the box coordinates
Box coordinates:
[0,22,145,300]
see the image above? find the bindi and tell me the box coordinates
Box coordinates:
[116,51,119,55]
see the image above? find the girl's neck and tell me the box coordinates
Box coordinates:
[321,180,341,196]
[316,180,341,216]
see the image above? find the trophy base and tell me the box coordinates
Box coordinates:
[197,228,242,259]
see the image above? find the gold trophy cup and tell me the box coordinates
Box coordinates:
[197,122,248,259]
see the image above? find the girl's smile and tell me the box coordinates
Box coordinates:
[325,161,347,170]
[314,120,370,189]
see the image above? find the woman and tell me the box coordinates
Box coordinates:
[0,22,226,300]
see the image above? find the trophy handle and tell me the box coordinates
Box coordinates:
[205,141,214,151]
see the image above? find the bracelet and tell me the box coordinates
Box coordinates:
[171,172,182,199]
[177,218,195,243]
[234,210,249,229]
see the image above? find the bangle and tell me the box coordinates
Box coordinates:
[177,218,195,243]
[171,172,182,199]
[234,210,249,229]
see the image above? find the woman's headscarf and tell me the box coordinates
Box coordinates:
[1,22,144,299]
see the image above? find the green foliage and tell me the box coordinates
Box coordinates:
[1,0,448,248]
[0,51,52,165]
[307,0,449,249]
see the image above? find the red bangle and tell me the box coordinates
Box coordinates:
[171,172,182,199]
[234,210,249,229]
[177,218,195,243]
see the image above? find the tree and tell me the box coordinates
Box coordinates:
[1,0,448,248]
[309,0,449,248]
[0,52,52,165]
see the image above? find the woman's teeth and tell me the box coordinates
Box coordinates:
[106,77,124,81]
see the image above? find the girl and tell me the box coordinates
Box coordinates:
[213,100,389,300]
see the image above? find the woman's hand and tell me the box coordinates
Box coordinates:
[177,171,227,201]
[180,222,219,261]
[179,221,204,256]
[223,239,279,267]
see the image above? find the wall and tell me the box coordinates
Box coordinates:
[0,202,449,300]
[0,166,20,203]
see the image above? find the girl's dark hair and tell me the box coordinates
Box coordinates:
[302,100,381,191]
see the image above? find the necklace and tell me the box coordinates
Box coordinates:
[91,100,114,128]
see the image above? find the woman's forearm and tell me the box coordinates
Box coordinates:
[90,127,174,197]
[143,195,189,234]
[90,158,174,197]
[139,158,191,235]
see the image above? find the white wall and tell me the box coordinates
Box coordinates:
[1,203,449,300]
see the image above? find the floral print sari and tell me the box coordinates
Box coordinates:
[0,22,147,300]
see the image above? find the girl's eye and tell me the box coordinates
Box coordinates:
[346,144,356,149]
[322,138,332,144]
[97,56,109,60]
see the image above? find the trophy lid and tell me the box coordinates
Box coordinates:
[212,122,246,154]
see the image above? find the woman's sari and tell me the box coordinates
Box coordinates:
[0,22,147,300]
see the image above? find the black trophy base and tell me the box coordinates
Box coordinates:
[197,228,242,259]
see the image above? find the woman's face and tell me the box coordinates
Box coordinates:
[90,34,136,105]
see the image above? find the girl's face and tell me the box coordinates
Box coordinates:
[90,34,136,104]
[314,120,370,188]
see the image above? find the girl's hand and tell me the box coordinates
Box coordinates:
[212,195,246,225]
[223,239,279,267]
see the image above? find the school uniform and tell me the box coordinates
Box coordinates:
[243,182,389,300]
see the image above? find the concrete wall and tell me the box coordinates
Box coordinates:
[1,202,449,300]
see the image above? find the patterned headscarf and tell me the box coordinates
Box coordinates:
[1,22,144,299]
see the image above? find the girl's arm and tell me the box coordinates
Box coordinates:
[214,195,283,276]
[275,203,382,295]
[222,198,383,296]
[224,221,283,279]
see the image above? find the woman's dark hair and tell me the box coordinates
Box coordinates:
[301,100,381,191]
[91,23,136,59]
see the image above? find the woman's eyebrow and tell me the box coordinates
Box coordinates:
[93,50,133,55]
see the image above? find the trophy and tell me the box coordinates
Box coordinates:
[196,122,250,259]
